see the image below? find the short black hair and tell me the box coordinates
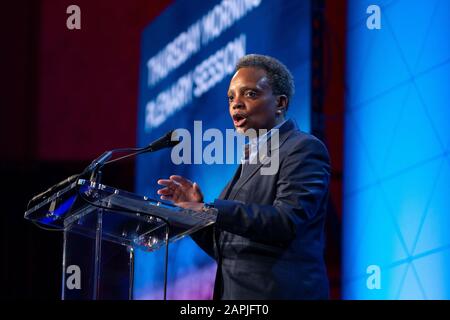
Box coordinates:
[235,54,295,106]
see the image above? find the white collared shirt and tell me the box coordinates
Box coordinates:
[241,119,287,167]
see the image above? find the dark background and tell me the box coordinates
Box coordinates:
[0,0,345,299]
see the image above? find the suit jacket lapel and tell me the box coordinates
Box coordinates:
[218,164,242,200]
[227,119,296,200]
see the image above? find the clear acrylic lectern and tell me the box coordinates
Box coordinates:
[24,178,217,300]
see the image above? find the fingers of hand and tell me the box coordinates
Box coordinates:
[158,187,183,202]
[157,179,176,188]
[170,175,193,188]
[157,179,181,195]
[172,186,183,202]
[193,182,202,194]
[157,176,195,203]
[157,187,172,196]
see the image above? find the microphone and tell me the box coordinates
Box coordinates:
[29,130,180,203]
[144,129,179,152]
[103,130,179,167]
[29,174,80,203]
[82,150,113,175]
[85,130,179,174]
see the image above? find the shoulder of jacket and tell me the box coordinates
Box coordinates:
[285,130,326,149]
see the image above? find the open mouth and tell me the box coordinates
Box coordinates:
[232,113,248,127]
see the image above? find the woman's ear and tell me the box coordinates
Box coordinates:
[276,95,288,115]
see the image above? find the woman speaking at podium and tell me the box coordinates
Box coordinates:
[157,54,330,300]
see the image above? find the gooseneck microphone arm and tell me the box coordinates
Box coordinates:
[29,130,179,203]
[88,129,179,182]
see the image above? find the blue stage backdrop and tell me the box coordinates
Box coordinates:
[134,0,312,299]
[343,0,450,299]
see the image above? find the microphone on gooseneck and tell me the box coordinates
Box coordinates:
[29,130,180,203]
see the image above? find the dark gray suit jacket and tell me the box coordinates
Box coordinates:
[192,119,330,299]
